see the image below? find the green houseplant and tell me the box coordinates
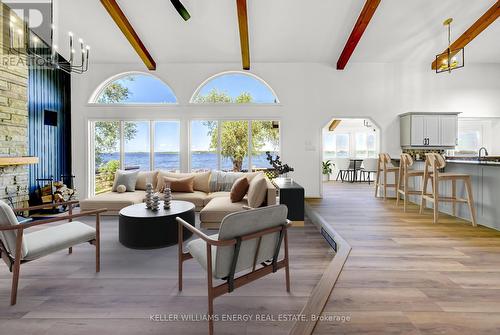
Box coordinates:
[322,160,333,182]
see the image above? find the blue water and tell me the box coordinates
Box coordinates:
[98,152,275,172]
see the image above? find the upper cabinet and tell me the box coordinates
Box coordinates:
[400,113,459,148]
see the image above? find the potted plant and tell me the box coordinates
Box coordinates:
[322,160,333,182]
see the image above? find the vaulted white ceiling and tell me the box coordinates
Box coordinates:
[54,0,499,66]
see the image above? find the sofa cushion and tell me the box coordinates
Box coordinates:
[204,192,231,205]
[199,197,248,223]
[169,191,208,209]
[112,170,139,192]
[157,171,211,193]
[247,175,267,208]
[209,171,261,192]
[135,171,159,190]
[162,176,195,193]
[80,191,146,214]
[230,177,249,203]
[23,221,96,261]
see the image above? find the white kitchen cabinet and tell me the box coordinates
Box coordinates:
[400,112,459,148]
[440,115,458,147]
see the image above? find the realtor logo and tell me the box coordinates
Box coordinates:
[3,0,52,48]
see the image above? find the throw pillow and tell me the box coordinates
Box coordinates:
[162,176,195,193]
[135,171,159,190]
[230,177,249,203]
[156,171,211,193]
[112,170,139,192]
[247,175,267,208]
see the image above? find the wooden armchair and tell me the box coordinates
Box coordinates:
[0,200,107,305]
[177,204,292,335]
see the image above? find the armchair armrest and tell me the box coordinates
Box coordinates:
[176,217,237,247]
[0,209,108,232]
[15,200,80,212]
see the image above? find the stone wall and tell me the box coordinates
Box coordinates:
[0,4,29,208]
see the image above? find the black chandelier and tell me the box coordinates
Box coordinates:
[7,0,90,74]
[435,18,464,74]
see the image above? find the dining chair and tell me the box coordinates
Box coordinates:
[332,158,353,182]
[0,200,106,305]
[177,205,291,335]
[360,158,378,184]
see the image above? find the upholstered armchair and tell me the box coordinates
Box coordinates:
[0,200,106,305]
[177,204,292,335]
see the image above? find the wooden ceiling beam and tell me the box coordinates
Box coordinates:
[336,0,381,70]
[100,0,156,70]
[236,0,250,70]
[432,1,500,70]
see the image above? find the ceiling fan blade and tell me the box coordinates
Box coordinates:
[170,0,191,21]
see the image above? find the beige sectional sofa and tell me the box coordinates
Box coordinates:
[80,170,276,229]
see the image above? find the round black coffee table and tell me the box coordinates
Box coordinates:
[119,200,195,249]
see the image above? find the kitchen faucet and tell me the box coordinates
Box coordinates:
[478,147,489,161]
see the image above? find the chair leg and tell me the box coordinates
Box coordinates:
[178,221,184,291]
[336,171,341,181]
[284,228,291,293]
[465,178,477,227]
[206,244,214,335]
[95,215,101,273]
[420,174,428,214]
[433,177,439,224]
[452,180,457,217]
[11,229,23,306]
[403,175,409,212]
[374,169,381,197]
[383,171,388,200]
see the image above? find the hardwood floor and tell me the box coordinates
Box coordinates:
[0,215,333,335]
[307,181,500,335]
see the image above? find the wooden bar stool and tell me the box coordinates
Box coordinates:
[397,153,424,212]
[420,153,477,226]
[374,153,399,199]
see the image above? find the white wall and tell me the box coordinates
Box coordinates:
[71,62,500,198]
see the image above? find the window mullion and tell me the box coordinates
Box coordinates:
[248,120,252,172]
[120,121,125,169]
[217,120,222,171]
[150,121,155,171]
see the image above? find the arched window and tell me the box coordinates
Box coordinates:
[191,71,279,104]
[91,72,177,104]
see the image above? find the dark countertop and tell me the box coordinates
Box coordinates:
[445,159,500,166]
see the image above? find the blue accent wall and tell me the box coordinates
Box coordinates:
[28,63,72,197]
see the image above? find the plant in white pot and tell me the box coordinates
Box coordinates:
[322,160,333,182]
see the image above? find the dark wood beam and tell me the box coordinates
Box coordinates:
[236,0,250,70]
[100,0,156,70]
[336,0,381,70]
[432,1,500,70]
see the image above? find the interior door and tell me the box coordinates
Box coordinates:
[439,116,458,147]
[425,116,440,146]
[410,115,425,146]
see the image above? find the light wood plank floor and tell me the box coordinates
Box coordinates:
[308,182,500,335]
[0,216,334,334]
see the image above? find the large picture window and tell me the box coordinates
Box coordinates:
[190,120,280,172]
[91,120,180,195]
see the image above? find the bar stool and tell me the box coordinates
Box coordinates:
[396,153,424,212]
[374,153,399,199]
[420,153,477,226]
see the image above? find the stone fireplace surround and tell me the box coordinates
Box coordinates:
[0,4,30,208]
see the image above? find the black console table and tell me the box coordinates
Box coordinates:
[272,178,305,226]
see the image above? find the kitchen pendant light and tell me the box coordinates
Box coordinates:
[435,18,464,74]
